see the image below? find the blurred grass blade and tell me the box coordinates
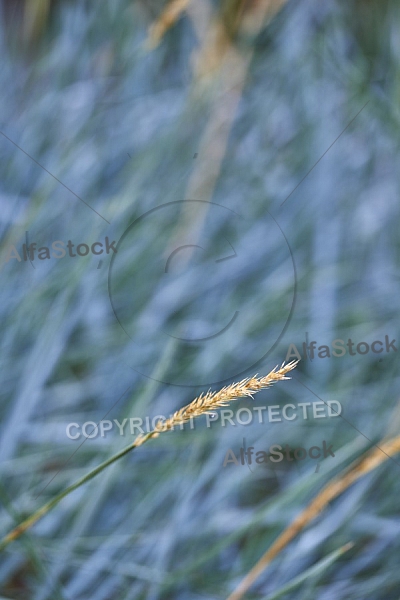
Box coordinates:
[260,542,354,600]
[227,435,400,600]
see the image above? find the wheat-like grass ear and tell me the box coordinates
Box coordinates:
[0,362,297,552]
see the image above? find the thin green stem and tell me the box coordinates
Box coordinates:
[0,431,156,552]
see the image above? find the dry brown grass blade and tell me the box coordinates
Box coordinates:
[167,0,288,260]
[227,435,400,600]
[23,0,51,43]
[143,1,289,268]
[146,0,190,49]
[193,0,287,82]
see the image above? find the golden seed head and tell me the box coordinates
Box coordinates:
[139,361,298,442]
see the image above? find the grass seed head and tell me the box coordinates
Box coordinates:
[147,361,298,438]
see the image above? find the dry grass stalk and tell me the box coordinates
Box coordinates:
[193,0,287,81]
[227,435,400,600]
[168,0,288,260]
[0,362,296,552]
[146,0,190,49]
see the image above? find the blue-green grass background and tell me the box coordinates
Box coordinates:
[1,1,400,598]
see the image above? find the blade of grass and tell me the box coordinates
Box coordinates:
[0,482,66,600]
[260,542,354,600]
[161,435,367,589]
[227,435,400,600]
[0,431,153,553]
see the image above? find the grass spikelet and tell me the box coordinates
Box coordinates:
[138,361,298,442]
[0,362,297,551]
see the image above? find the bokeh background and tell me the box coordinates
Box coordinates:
[1,0,400,598]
